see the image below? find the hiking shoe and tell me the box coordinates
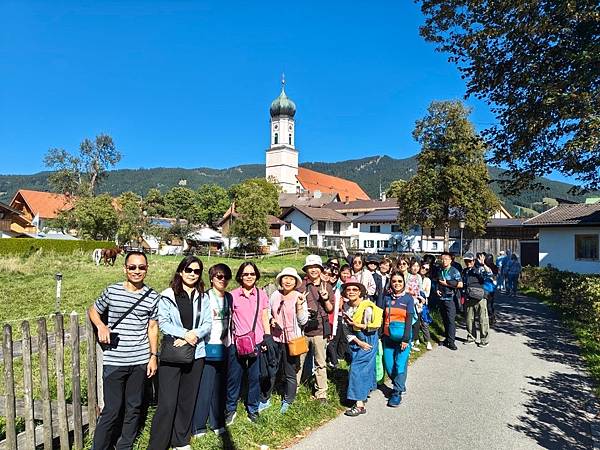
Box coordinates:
[258,400,271,413]
[479,341,489,348]
[344,405,366,417]
[280,401,291,414]
[247,412,259,423]
[413,340,420,346]
[225,410,236,426]
[426,342,433,350]
[387,394,402,407]
[446,342,458,351]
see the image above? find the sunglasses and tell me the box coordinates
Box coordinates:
[242,272,256,277]
[213,273,229,281]
[345,287,360,292]
[399,262,408,266]
[126,264,147,271]
[184,267,202,275]
[391,279,404,284]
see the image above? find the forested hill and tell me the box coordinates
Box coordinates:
[0,155,586,216]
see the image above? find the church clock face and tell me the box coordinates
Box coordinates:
[288,125,293,131]
[273,124,279,130]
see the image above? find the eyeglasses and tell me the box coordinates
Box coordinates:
[345,287,360,292]
[126,264,147,271]
[213,273,229,281]
[184,267,202,275]
[242,272,256,277]
[399,262,408,266]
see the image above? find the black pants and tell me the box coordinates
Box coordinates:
[192,359,227,433]
[260,342,299,404]
[439,299,457,345]
[412,312,432,342]
[487,292,496,323]
[326,319,348,366]
[148,358,204,450]
[92,364,147,450]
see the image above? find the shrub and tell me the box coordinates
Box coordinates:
[278,236,298,250]
[0,238,114,255]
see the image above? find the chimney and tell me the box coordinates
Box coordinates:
[344,196,349,204]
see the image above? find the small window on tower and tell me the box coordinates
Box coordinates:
[274,133,278,144]
[289,134,292,145]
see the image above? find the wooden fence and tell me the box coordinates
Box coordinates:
[0,313,99,449]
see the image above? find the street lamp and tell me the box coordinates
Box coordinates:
[459,219,466,256]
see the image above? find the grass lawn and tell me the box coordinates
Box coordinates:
[0,250,445,448]
[521,287,600,397]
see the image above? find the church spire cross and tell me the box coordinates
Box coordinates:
[281,72,286,92]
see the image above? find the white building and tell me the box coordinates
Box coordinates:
[280,205,352,248]
[524,203,600,273]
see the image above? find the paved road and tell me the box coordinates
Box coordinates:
[292,293,596,450]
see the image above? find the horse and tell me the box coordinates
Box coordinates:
[101,247,123,266]
[92,248,104,266]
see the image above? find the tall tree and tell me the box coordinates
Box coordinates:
[116,192,146,246]
[229,178,280,251]
[418,0,600,192]
[163,187,199,223]
[196,184,230,227]
[143,188,167,217]
[44,134,121,196]
[397,100,500,250]
[58,194,119,240]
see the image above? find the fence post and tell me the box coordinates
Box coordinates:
[22,320,36,449]
[86,314,98,433]
[38,317,53,449]
[55,313,70,450]
[70,312,83,449]
[3,324,17,450]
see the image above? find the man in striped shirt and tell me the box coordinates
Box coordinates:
[88,251,160,450]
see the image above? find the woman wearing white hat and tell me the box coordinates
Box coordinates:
[259,267,309,413]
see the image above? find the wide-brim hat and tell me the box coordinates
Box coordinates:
[275,267,303,288]
[302,254,324,272]
[341,276,367,297]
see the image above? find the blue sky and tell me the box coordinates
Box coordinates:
[1,1,508,177]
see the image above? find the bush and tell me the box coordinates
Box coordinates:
[0,238,114,255]
[522,266,600,338]
[278,236,298,250]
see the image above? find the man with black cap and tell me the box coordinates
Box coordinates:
[462,252,490,347]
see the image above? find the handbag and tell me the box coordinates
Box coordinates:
[232,289,261,358]
[279,296,308,357]
[160,291,201,364]
[386,296,408,343]
[96,288,154,351]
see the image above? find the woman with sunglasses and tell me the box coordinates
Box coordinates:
[342,277,380,417]
[381,272,414,407]
[192,263,233,438]
[225,262,270,424]
[149,256,212,450]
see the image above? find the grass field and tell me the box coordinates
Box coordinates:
[0,250,443,449]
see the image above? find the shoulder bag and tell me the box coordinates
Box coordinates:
[232,289,261,358]
[160,291,201,364]
[279,295,308,357]
[386,296,407,343]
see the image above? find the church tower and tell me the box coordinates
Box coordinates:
[265,76,298,193]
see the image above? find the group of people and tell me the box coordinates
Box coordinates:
[88,248,521,450]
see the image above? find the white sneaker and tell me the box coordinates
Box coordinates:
[213,427,226,436]
[412,345,420,351]
[426,342,433,350]
[192,431,206,438]
[173,446,192,450]
[414,340,420,346]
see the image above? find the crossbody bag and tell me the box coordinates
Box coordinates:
[232,289,261,358]
[278,295,308,357]
[160,291,201,365]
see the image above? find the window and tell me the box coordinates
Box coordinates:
[364,240,375,248]
[391,225,400,233]
[318,221,326,233]
[309,235,318,246]
[333,222,341,234]
[353,222,359,229]
[274,133,278,144]
[285,223,291,231]
[380,240,388,248]
[289,134,293,145]
[431,242,439,250]
[575,234,599,260]
[353,212,359,217]
[299,237,307,246]
[370,225,381,233]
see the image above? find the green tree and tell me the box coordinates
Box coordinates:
[196,184,230,227]
[386,180,406,199]
[417,0,600,192]
[397,100,500,250]
[44,134,121,196]
[143,188,167,217]
[229,178,280,251]
[163,187,199,223]
[116,192,146,246]
[59,194,119,240]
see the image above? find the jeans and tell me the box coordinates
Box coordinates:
[439,299,457,345]
[148,358,205,450]
[297,335,328,399]
[507,274,519,295]
[92,364,147,450]
[465,298,489,344]
[226,345,261,414]
[381,336,411,395]
[192,359,227,433]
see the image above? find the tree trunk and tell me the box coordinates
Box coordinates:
[443,221,450,251]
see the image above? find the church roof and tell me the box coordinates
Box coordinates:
[296,167,370,202]
[270,83,296,118]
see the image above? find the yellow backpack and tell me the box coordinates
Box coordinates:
[352,300,383,331]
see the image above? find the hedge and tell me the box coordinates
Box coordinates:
[521,266,600,339]
[0,238,115,255]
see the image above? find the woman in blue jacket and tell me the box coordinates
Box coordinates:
[149,256,212,450]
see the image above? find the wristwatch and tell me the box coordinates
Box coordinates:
[150,352,159,357]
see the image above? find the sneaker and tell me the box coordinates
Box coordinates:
[426,342,433,350]
[479,341,489,348]
[213,427,226,436]
[412,346,421,352]
[173,446,191,450]
[257,400,271,413]
[280,401,291,414]
[387,394,402,407]
[463,339,476,345]
[414,340,420,346]
[446,342,458,351]
[344,405,366,417]
[225,410,236,426]
[247,412,259,423]
[192,430,207,438]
